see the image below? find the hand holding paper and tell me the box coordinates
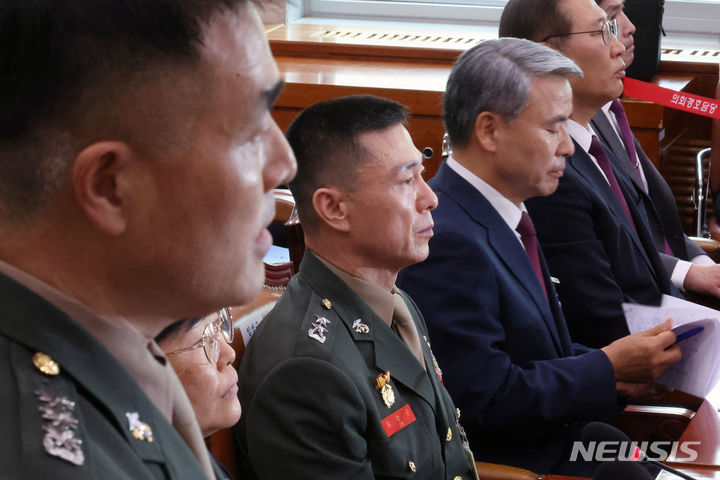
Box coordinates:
[601,318,681,383]
[622,295,720,398]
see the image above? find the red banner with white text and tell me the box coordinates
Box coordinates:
[623,77,720,119]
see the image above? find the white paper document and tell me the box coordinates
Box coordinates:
[622,295,720,398]
[263,245,290,266]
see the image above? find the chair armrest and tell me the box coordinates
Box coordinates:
[688,236,720,259]
[475,461,544,480]
[615,390,701,443]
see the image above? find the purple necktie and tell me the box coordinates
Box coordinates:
[516,211,548,300]
[609,99,642,182]
[589,135,636,230]
[606,104,674,255]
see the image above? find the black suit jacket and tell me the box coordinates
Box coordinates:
[0,272,217,480]
[526,139,681,348]
[591,110,707,272]
[398,163,618,475]
[235,250,475,480]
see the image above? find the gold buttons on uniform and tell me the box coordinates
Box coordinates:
[32,352,60,376]
[454,476,462,480]
[446,427,453,442]
[408,460,416,472]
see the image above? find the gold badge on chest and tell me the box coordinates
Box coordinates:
[375,370,395,408]
[33,352,60,376]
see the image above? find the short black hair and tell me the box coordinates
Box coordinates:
[286,95,408,234]
[499,0,573,49]
[0,0,253,224]
[155,316,204,345]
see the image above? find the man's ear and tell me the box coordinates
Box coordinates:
[72,141,131,236]
[312,186,350,233]
[473,111,503,153]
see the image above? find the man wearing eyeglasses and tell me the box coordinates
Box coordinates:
[591,0,720,301]
[499,0,684,349]
[398,37,679,477]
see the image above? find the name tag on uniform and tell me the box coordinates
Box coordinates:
[381,404,417,437]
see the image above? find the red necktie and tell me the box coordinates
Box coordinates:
[516,212,548,300]
[589,135,636,230]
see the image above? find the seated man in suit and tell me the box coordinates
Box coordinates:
[235,95,477,480]
[499,0,683,348]
[592,0,720,297]
[0,1,295,478]
[398,38,680,476]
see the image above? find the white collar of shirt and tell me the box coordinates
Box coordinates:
[446,156,527,245]
[600,101,626,148]
[568,118,593,152]
[600,101,631,157]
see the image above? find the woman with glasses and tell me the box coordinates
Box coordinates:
[156,308,241,440]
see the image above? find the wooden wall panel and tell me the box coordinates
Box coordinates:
[268,24,719,232]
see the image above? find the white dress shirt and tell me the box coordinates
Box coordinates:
[446,156,528,249]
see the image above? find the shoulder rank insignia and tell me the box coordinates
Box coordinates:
[375,370,395,408]
[352,318,370,334]
[33,352,60,376]
[35,389,84,465]
[125,412,154,442]
[308,315,331,343]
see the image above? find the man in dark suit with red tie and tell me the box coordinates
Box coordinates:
[591,0,720,298]
[398,38,680,476]
[499,0,688,348]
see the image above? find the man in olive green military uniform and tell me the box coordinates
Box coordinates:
[236,95,477,480]
[0,1,295,479]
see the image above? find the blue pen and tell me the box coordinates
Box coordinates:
[676,326,704,343]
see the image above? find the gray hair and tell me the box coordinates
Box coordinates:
[443,37,582,148]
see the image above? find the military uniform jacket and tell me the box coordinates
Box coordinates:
[236,251,475,480]
[0,272,222,480]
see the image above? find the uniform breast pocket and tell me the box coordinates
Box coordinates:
[368,403,439,479]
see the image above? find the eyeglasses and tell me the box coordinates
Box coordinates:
[166,308,234,364]
[542,18,619,46]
